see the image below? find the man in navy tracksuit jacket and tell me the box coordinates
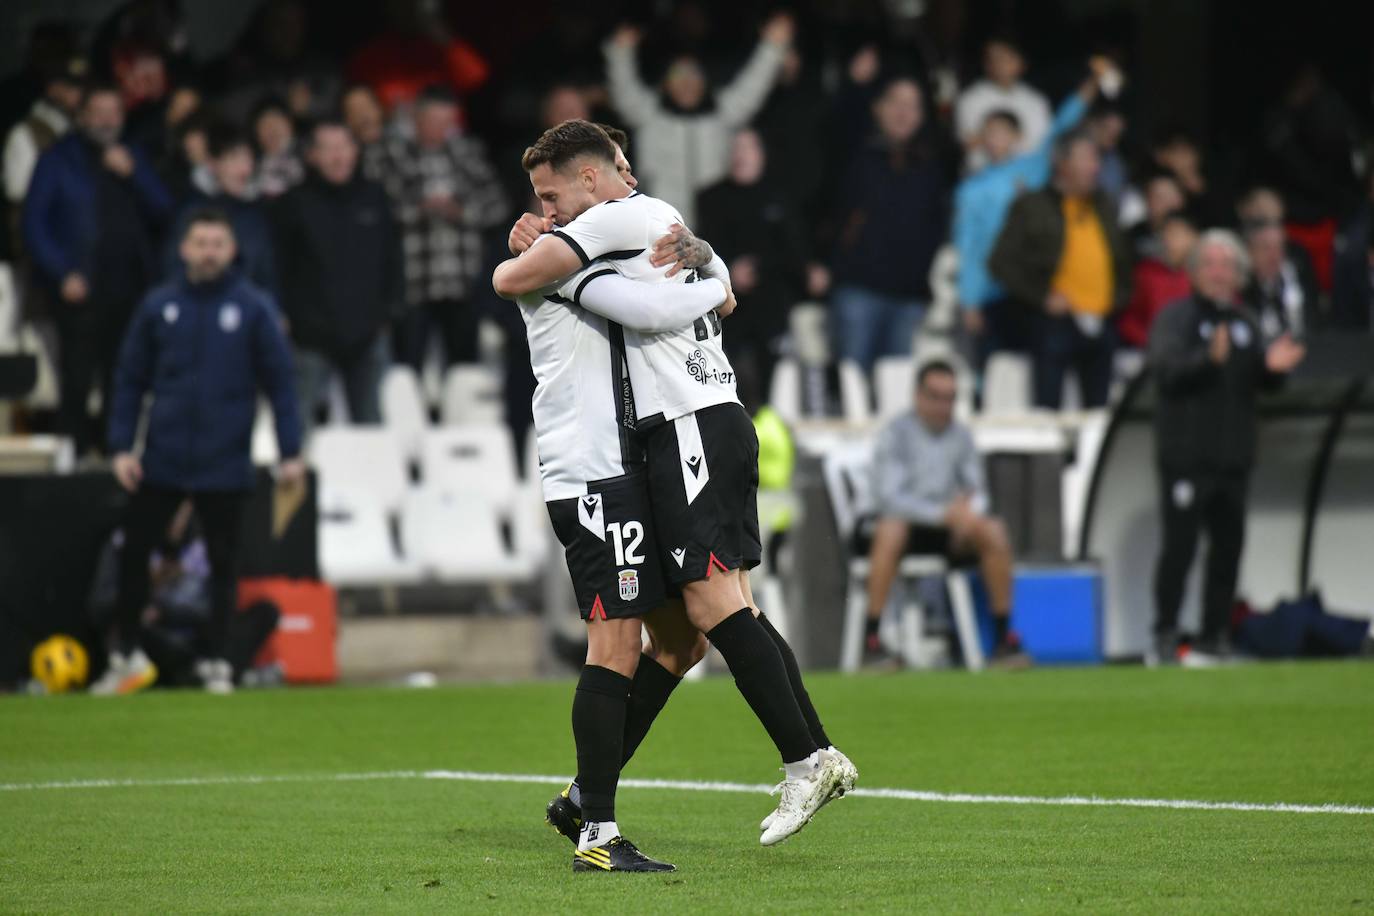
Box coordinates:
[96,209,304,695]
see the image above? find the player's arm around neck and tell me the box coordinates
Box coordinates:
[492,234,583,300]
[577,272,730,333]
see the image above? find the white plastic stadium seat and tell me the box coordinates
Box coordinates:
[409,426,537,581]
[0,265,17,349]
[873,356,916,424]
[380,365,429,462]
[822,442,984,672]
[982,352,1033,416]
[768,358,803,425]
[440,365,503,426]
[309,428,418,585]
[420,425,520,503]
[787,302,831,365]
[837,360,872,424]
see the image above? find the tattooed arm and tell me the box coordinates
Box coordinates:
[649,224,717,278]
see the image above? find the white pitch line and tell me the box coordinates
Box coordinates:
[1,769,1370,817]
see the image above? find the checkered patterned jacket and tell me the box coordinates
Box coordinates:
[375,133,508,305]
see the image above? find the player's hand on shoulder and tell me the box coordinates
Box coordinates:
[718,283,738,319]
[509,213,553,256]
[650,224,711,277]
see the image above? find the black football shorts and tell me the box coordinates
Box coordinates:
[643,402,763,586]
[546,471,669,621]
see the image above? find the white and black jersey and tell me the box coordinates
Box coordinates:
[553,190,741,430]
[516,234,729,502]
[516,251,639,503]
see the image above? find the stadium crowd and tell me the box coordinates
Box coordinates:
[3,0,1373,455]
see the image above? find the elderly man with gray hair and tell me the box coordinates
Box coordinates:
[1146,229,1305,666]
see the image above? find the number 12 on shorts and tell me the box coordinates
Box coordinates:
[607,520,645,566]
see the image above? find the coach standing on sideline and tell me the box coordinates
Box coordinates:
[1147,230,1305,667]
[91,210,304,697]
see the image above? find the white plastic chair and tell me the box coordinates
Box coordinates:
[822,442,984,672]
[837,360,872,423]
[768,358,803,425]
[310,427,409,512]
[317,487,422,585]
[872,356,916,424]
[410,425,537,582]
[380,365,429,463]
[982,352,1034,416]
[440,365,503,426]
[420,425,520,503]
[310,427,420,585]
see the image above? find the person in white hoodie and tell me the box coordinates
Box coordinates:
[602,13,793,228]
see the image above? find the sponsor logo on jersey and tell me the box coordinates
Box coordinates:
[685,455,703,477]
[684,348,735,386]
[618,569,639,601]
[670,547,686,568]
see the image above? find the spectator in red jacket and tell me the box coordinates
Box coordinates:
[347,0,488,112]
[1119,213,1196,349]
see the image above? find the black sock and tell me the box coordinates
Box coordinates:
[864,617,881,642]
[620,654,681,768]
[993,614,1010,645]
[758,613,832,749]
[707,609,818,764]
[571,665,630,823]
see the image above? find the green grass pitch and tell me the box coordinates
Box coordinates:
[2,662,1372,913]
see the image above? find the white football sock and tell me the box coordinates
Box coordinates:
[577,820,619,851]
[783,751,820,781]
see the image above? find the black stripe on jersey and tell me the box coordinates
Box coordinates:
[600,248,645,261]
[552,230,590,267]
[573,268,618,306]
[607,321,638,467]
[602,191,642,204]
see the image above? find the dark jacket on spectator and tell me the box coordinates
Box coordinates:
[1332,204,1374,330]
[166,192,279,299]
[22,132,173,302]
[272,171,403,360]
[830,136,951,299]
[696,177,806,344]
[1243,249,1321,342]
[1148,295,1282,474]
[989,186,1132,314]
[108,269,301,492]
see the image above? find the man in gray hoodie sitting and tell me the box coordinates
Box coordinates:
[863,360,1027,668]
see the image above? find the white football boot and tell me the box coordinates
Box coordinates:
[759,747,850,846]
[761,746,858,833]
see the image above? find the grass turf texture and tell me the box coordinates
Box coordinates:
[1,663,1372,914]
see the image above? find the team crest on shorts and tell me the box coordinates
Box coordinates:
[617,569,639,601]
